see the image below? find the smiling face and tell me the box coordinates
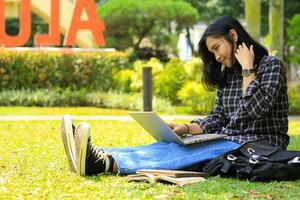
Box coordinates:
[206,36,235,67]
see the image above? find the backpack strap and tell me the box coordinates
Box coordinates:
[220,154,237,173]
[242,155,261,175]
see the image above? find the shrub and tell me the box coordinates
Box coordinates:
[0,89,174,113]
[128,57,202,105]
[86,91,174,113]
[154,58,189,104]
[130,58,164,92]
[0,51,129,91]
[112,69,135,93]
[177,81,216,114]
[184,57,203,82]
[0,88,88,107]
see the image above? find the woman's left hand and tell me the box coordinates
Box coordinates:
[234,43,255,68]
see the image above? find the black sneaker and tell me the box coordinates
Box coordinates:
[61,114,77,173]
[74,122,114,176]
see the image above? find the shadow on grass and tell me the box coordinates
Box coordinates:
[84,174,114,182]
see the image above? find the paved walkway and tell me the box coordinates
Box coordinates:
[0,115,299,121]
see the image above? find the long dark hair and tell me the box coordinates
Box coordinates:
[198,16,268,90]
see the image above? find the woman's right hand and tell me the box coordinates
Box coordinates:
[167,122,204,136]
[167,122,188,136]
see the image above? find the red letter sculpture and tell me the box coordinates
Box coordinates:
[34,0,60,46]
[64,0,105,46]
[0,0,31,47]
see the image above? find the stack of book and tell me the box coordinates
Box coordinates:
[127,169,208,186]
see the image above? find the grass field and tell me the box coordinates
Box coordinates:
[0,106,130,116]
[0,110,300,199]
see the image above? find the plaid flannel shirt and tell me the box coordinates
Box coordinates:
[192,56,289,149]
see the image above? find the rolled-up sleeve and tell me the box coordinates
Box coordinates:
[191,88,226,133]
[242,59,285,119]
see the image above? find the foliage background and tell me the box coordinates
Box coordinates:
[2,0,300,114]
[0,51,299,114]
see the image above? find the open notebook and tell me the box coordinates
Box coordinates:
[127,169,207,186]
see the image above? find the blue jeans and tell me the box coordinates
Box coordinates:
[103,139,240,175]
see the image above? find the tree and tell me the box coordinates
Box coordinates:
[259,0,300,80]
[245,0,261,41]
[283,0,300,79]
[98,0,198,51]
[184,0,244,23]
[287,14,300,70]
[269,0,284,60]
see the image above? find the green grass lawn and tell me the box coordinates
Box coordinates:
[0,106,130,116]
[0,115,300,199]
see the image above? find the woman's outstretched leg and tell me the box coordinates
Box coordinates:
[61,115,240,176]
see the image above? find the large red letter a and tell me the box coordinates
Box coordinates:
[64,0,105,46]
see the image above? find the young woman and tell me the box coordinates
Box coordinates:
[61,16,289,176]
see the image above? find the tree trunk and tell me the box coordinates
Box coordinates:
[269,0,284,60]
[186,27,195,55]
[134,21,155,50]
[245,0,261,41]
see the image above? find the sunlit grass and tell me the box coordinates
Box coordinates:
[0,106,129,116]
[0,118,300,199]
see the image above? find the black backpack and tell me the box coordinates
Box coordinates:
[202,139,300,182]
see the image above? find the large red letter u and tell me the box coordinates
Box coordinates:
[0,0,31,47]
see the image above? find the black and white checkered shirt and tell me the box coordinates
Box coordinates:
[192,56,289,149]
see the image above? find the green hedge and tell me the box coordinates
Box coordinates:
[0,89,174,113]
[0,51,129,91]
[2,86,298,114]
[1,51,299,114]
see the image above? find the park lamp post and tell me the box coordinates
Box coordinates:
[142,67,152,112]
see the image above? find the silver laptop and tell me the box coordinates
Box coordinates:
[129,112,227,145]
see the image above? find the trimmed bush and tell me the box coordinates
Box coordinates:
[0,89,174,113]
[0,88,88,107]
[0,51,129,91]
[86,91,174,113]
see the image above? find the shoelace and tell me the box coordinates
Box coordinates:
[91,143,111,172]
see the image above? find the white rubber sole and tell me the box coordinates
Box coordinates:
[61,114,77,173]
[75,122,90,176]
